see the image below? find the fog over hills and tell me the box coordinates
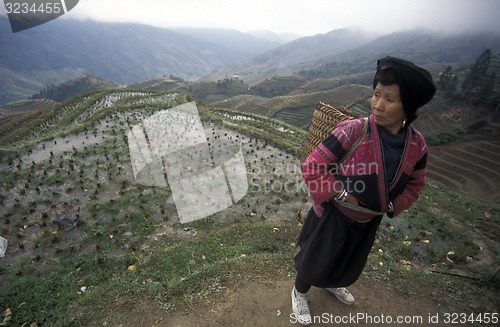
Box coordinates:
[171,27,285,55]
[1,15,500,104]
[203,28,380,83]
[205,29,500,83]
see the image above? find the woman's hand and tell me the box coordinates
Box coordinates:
[344,194,367,207]
[345,194,360,205]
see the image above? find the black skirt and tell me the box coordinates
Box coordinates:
[293,203,383,288]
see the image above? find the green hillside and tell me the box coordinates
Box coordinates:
[0,88,498,326]
[188,78,251,102]
[125,76,186,92]
[0,99,59,118]
[250,74,307,97]
[31,75,117,102]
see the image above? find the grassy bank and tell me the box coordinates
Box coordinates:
[1,179,498,326]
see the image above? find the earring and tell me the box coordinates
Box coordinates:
[402,117,407,128]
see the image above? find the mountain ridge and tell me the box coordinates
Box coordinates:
[203,28,380,83]
[2,16,500,105]
[0,16,276,104]
[206,29,500,84]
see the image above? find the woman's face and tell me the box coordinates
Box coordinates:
[371,82,406,134]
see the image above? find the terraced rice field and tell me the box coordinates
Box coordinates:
[427,120,500,203]
[125,78,184,91]
[0,89,310,286]
[0,99,59,117]
[214,84,372,128]
[273,105,314,129]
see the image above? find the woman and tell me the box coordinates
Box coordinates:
[291,56,436,325]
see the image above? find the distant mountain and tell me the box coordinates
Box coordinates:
[0,17,274,104]
[245,30,302,44]
[173,27,282,57]
[205,29,500,84]
[203,28,380,83]
[305,30,500,76]
[31,75,117,102]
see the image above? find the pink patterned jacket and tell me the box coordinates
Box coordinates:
[302,115,427,222]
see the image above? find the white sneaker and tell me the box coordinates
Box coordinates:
[325,287,355,305]
[291,287,312,325]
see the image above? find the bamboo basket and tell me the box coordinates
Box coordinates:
[302,102,362,159]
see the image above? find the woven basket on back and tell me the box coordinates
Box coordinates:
[302,102,362,159]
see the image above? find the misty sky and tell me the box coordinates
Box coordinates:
[2,0,500,36]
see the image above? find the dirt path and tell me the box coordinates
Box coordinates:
[98,276,451,327]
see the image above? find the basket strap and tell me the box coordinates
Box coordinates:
[337,117,368,163]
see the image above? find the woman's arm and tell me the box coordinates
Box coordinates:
[302,119,365,206]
